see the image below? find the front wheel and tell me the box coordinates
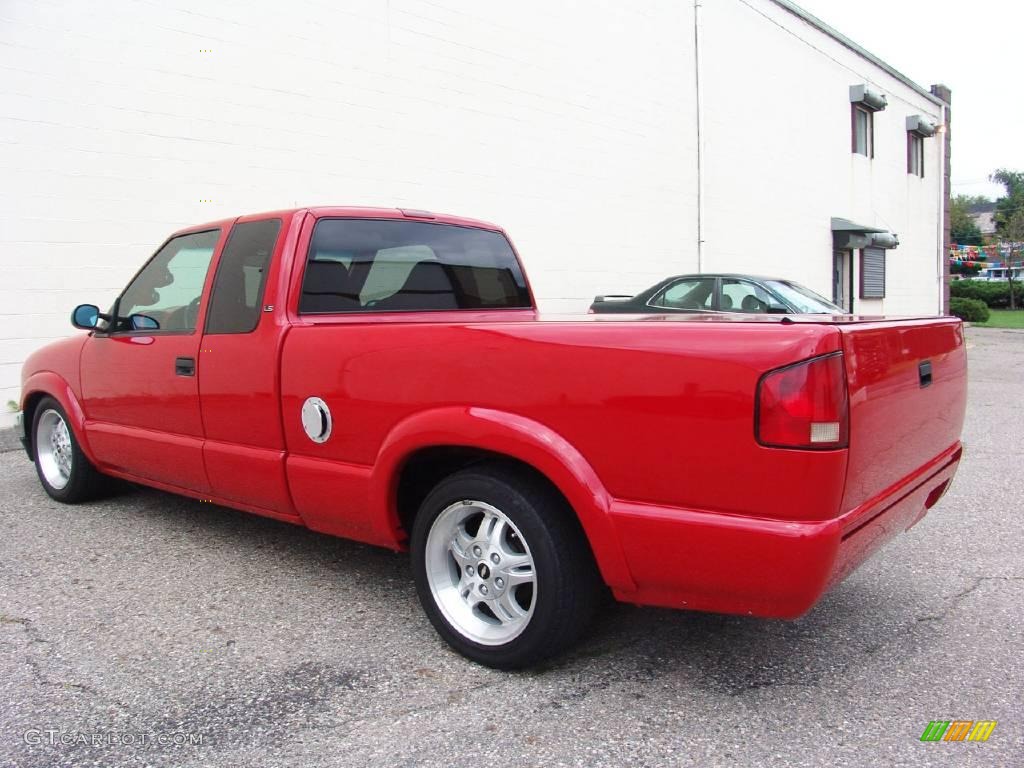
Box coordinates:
[411,463,601,669]
[31,397,107,503]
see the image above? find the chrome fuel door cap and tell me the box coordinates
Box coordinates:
[301,397,332,443]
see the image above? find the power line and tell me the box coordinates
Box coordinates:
[958,202,1024,218]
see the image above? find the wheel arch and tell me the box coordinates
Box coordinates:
[373,407,635,591]
[20,372,96,464]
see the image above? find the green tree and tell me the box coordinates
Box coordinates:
[958,193,995,207]
[951,194,984,246]
[990,169,1024,234]
[951,261,982,278]
[1001,206,1024,309]
[950,195,985,276]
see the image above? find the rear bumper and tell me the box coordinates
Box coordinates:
[609,442,963,618]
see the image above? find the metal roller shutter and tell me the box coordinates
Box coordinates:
[860,247,886,299]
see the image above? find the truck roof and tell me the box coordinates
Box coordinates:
[174,206,504,237]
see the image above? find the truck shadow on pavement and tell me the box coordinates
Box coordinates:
[107,482,923,698]
[6,453,975,768]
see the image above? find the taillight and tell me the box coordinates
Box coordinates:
[756,352,849,449]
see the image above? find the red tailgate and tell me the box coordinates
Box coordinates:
[838,317,967,515]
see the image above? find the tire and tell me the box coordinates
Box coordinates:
[411,462,602,669]
[31,397,107,503]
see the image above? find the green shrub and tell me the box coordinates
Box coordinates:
[950,297,990,323]
[950,279,1024,308]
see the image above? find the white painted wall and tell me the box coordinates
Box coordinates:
[700,0,944,314]
[0,0,944,429]
[0,0,697,426]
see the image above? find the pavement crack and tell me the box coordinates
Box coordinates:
[915,576,1024,623]
[390,680,494,719]
[2,613,130,709]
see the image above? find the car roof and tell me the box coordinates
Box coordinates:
[662,273,791,282]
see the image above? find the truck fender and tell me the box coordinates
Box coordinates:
[372,406,636,591]
[20,371,98,465]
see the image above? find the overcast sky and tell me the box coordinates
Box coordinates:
[792,0,1017,201]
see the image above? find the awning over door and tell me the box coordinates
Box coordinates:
[831,217,899,250]
[831,217,885,233]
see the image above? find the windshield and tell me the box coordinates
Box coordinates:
[766,280,844,313]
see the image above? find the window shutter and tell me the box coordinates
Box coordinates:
[860,248,886,299]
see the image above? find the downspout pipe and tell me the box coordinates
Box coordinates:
[931,84,952,315]
[938,102,946,314]
[694,0,705,273]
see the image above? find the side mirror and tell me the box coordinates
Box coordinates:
[130,314,160,331]
[71,304,100,329]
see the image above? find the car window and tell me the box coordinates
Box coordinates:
[299,219,531,313]
[721,279,784,313]
[206,219,282,334]
[118,230,220,332]
[649,278,715,310]
[765,280,844,313]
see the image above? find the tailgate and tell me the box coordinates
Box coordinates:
[838,317,967,514]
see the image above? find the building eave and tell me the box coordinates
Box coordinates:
[769,0,946,108]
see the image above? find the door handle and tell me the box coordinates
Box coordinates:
[918,360,932,388]
[175,357,196,376]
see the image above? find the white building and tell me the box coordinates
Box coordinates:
[0,0,949,428]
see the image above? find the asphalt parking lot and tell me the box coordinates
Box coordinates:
[1,326,1021,768]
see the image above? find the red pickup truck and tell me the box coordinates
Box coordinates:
[17,207,966,668]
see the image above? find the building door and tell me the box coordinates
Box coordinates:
[833,250,852,312]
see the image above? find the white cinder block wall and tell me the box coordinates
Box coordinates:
[700,0,944,315]
[0,0,944,429]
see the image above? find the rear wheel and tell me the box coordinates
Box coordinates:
[411,463,601,669]
[31,397,106,503]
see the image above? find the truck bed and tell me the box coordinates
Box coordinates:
[284,308,966,618]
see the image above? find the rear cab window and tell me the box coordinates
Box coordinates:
[299,219,531,313]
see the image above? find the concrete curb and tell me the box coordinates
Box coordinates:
[0,427,23,454]
[967,325,1024,334]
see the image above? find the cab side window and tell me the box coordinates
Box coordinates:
[118,230,220,332]
[206,219,282,334]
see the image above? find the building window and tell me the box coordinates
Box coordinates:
[860,247,886,299]
[852,105,873,156]
[849,85,886,158]
[908,132,924,177]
